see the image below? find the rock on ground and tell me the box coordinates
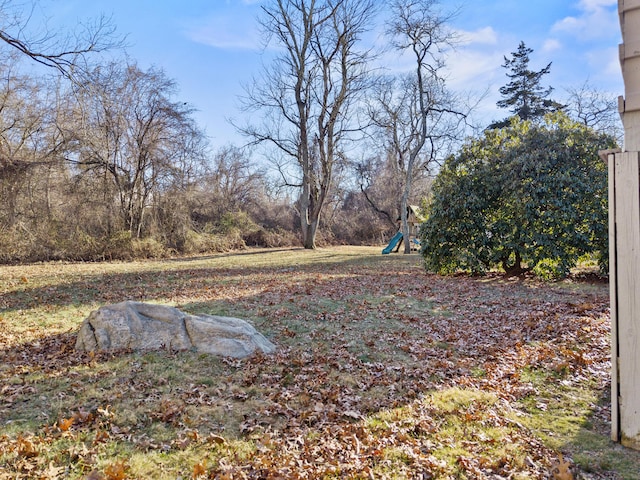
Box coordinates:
[75,301,276,358]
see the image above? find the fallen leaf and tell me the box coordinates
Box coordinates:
[208,434,226,445]
[93,429,110,445]
[85,470,105,480]
[552,453,574,480]
[59,417,75,432]
[104,460,128,480]
[97,405,114,419]
[73,409,94,424]
[342,410,363,420]
[16,436,38,458]
[193,459,207,478]
[43,461,65,479]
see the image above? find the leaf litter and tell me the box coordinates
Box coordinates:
[0,247,636,478]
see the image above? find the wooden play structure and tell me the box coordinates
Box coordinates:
[382,205,425,254]
[607,0,640,450]
[405,205,424,241]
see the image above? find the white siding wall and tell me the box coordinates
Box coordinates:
[609,151,640,449]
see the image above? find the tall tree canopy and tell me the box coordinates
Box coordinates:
[420,113,615,278]
[240,0,375,249]
[68,62,201,239]
[490,41,563,129]
[368,0,463,254]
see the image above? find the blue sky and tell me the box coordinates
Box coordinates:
[36,0,622,149]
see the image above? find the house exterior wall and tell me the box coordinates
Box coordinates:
[612,0,640,449]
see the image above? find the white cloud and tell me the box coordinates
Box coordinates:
[585,46,623,80]
[456,26,498,46]
[443,27,503,92]
[185,13,262,50]
[552,0,618,41]
[542,39,562,53]
[578,0,617,11]
[446,46,504,90]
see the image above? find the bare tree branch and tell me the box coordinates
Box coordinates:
[0,2,122,80]
[368,0,467,253]
[238,0,376,249]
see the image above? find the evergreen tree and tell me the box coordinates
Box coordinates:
[490,41,564,129]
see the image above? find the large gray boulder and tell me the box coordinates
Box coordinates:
[75,301,276,358]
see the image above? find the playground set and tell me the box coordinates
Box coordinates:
[382,205,424,254]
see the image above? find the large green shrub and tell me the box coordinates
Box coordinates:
[420,114,615,277]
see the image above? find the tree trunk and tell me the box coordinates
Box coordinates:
[401,190,411,254]
[299,165,316,249]
[299,179,320,250]
[302,218,318,249]
[300,191,321,249]
[502,250,527,276]
[401,155,415,254]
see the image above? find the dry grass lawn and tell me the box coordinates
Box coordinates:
[1,246,639,479]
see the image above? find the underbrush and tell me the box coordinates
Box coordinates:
[0,221,301,264]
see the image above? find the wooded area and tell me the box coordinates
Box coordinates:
[1,0,638,476]
[0,0,621,264]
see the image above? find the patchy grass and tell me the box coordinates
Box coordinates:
[1,246,639,478]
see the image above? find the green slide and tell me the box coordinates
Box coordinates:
[382,231,403,254]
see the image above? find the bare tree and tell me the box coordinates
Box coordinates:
[239,0,375,249]
[207,146,266,213]
[188,145,267,228]
[374,0,465,253]
[565,80,623,145]
[0,61,67,228]
[0,0,120,78]
[68,62,201,238]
